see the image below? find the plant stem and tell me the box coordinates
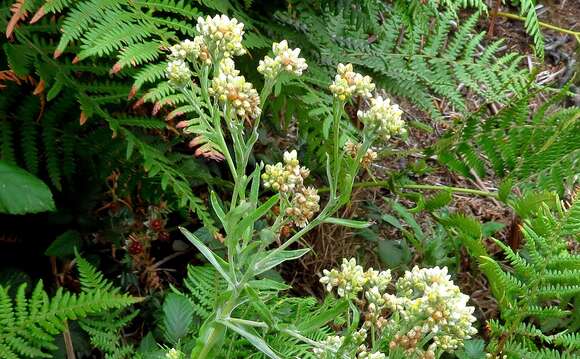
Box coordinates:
[497,11,580,40]
[318,181,498,198]
[194,294,239,359]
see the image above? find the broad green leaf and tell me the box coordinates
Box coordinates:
[378,240,411,268]
[323,217,372,229]
[45,230,81,257]
[0,161,56,214]
[254,248,310,276]
[162,293,194,343]
[179,227,234,287]
[455,339,486,359]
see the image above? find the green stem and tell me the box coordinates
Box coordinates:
[194,294,239,359]
[332,100,343,195]
[497,11,580,40]
[318,181,498,198]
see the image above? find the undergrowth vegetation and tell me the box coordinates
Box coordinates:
[0,0,578,358]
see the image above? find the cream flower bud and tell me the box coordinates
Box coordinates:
[286,186,320,227]
[257,56,282,78]
[357,96,405,141]
[195,15,245,58]
[258,40,308,78]
[210,73,261,120]
[329,63,375,100]
[166,59,191,87]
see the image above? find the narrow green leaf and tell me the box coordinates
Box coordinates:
[323,217,372,229]
[179,227,234,287]
[218,320,281,359]
[254,248,310,276]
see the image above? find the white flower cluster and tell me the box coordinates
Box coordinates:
[196,15,246,58]
[358,351,386,359]
[210,72,261,120]
[166,15,247,89]
[219,57,240,76]
[258,40,308,78]
[262,150,308,193]
[320,258,391,298]
[394,266,477,352]
[314,326,387,359]
[344,140,378,168]
[262,150,319,227]
[168,39,196,61]
[166,59,192,87]
[329,63,375,101]
[312,335,344,358]
[165,348,184,359]
[286,186,320,227]
[320,260,476,356]
[357,96,406,141]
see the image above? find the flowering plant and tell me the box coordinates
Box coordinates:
[316,259,477,359]
[166,14,407,358]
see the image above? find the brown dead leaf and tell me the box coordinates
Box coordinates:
[6,0,28,39]
[29,5,45,24]
[32,79,45,95]
[79,111,88,125]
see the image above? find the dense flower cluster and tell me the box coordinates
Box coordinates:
[196,15,245,58]
[286,186,320,227]
[219,57,239,76]
[262,150,319,227]
[168,39,196,61]
[320,258,391,298]
[262,150,307,193]
[210,73,261,120]
[394,266,477,352]
[166,59,191,87]
[329,63,375,101]
[319,259,476,357]
[313,335,344,358]
[165,348,184,359]
[357,96,406,141]
[258,40,308,78]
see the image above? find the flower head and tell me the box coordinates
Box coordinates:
[168,39,196,61]
[258,40,308,79]
[166,60,191,87]
[320,258,367,297]
[261,150,307,193]
[394,266,477,352]
[196,15,245,58]
[210,73,261,120]
[219,57,239,76]
[286,186,320,227]
[357,96,405,141]
[329,63,375,101]
[165,348,184,359]
[313,335,344,358]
